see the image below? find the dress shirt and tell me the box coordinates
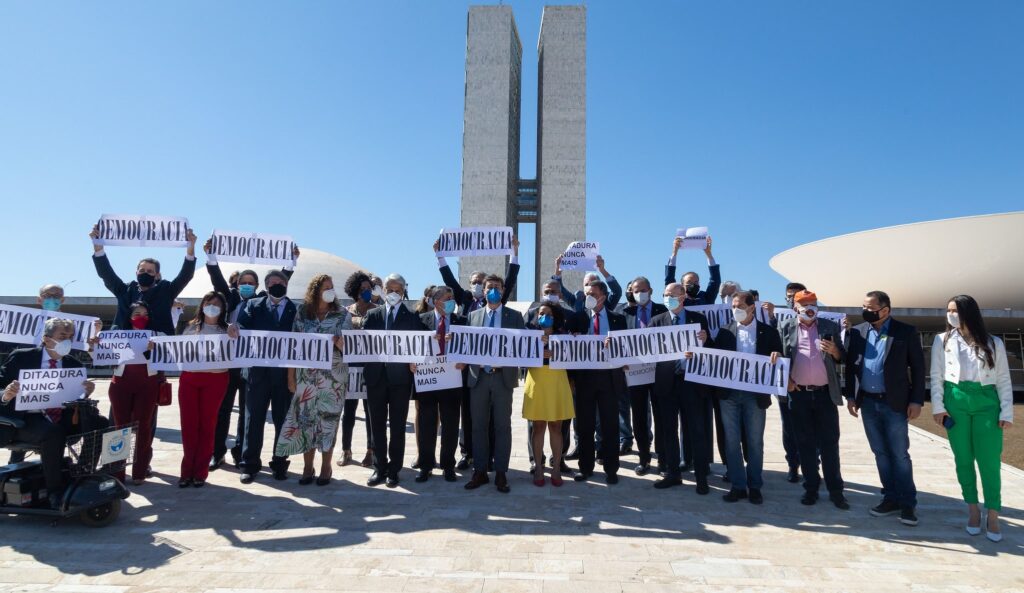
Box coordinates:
[588,306,609,336]
[860,318,891,393]
[791,321,828,386]
[950,330,981,383]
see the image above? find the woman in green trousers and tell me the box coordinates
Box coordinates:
[930,295,1014,542]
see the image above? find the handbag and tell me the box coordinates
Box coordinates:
[157,380,173,406]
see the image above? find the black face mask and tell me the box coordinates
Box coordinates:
[136,272,156,287]
[684,284,700,298]
[268,284,287,298]
[862,308,884,323]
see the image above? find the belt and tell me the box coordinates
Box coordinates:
[858,390,886,401]
[792,384,827,392]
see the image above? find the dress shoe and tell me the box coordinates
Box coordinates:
[870,500,900,517]
[240,473,255,484]
[635,462,651,476]
[464,471,489,490]
[411,459,421,470]
[695,480,710,495]
[495,472,510,493]
[653,477,682,489]
[559,461,573,475]
[178,478,192,488]
[273,468,288,481]
[209,456,225,471]
[386,474,400,488]
[415,469,431,483]
[551,476,564,487]
[748,488,763,505]
[722,488,747,503]
[299,471,315,486]
[787,467,800,483]
[456,455,471,470]
[573,471,592,482]
[899,507,918,526]
[192,480,206,488]
[360,451,374,467]
[986,518,1002,542]
[800,492,818,505]
[366,471,386,487]
[830,494,850,510]
[605,473,619,485]
[443,468,457,482]
[619,443,633,455]
[966,523,982,536]
[564,447,579,461]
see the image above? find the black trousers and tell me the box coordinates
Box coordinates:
[789,389,844,495]
[241,369,293,474]
[415,389,461,471]
[213,368,245,461]
[779,396,800,470]
[367,380,412,477]
[628,384,654,464]
[658,375,710,482]
[11,414,72,492]
[575,373,620,476]
[341,398,372,452]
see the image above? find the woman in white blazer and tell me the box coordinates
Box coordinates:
[930,295,1013,542]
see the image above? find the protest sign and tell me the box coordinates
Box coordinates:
[341,330,440,364]
[209,229,296,267]
[149,330,333,371]
[346,366,367,400]
[548,334,615,370]
[15,367,88,411]
[769,306,847,328]
[684,303,772,339]
[414,356,463,393]
[94,214,191,247]
[624,363,656,386]
[446,326,544,367]
[0,304,99,352]
[675,226,709,250]
[91,330,153,366]
[436,226,514,257]
[98,427,134,467]
[683,347,790,396]
[559,241,599,271]
[149,334,236,371]
[606,324,701,366]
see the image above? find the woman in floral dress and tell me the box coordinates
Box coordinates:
[276,274,351,485]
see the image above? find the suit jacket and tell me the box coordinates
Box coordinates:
[207,262,293,316]
[439,261,520,316]
[236,296,298,379]
[663,262,721,306]
[0,347,86,443]
[778,317,845,405]
[570,308,628,394]
[649,309,714,399]
[844,318,926,412]
[362,303,427,387]
[713,320,783,409]
[466,305,525,390]
[93,253,196,335]
[560,277,623,314]
[621,302,669,330]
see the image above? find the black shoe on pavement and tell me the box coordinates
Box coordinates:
[240,473,255,484]
[635,462,651,476]
[386,473,400,488]
[870,500,901,517]
[899,507,919,526]
[830,494,850,510]
[495,472,510,493]
[456,455,471,471]
[564,447,579,461]
[443,468,457,482]
[695,480,710,495]
[415,469,431,483]
[366,471,386,487]
[653,477,682,489]
[464,471,489,490]
[209,456,225,471]
[573,471,592,482]
[749,488,763,505]
[801,492,818,505]
[722,488,747,502]
[787,467,800,483]
[605,473,619,485]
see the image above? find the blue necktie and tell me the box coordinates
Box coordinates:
[484,310,497,373]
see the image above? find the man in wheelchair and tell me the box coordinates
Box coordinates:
[0,318,106,508]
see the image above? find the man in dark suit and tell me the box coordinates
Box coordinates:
[650,283,713,494]
[663,235,721,306]
[0,319,100,508]
[362,273,427,487]
[89,224,198,335]
[554,255,623,313]
[620,276,667,475]
[712,291,784,505]
[415,286,465,483]
[230,270,298,483]
[571,280,627,484]
[464,274,525,494]
[844,290,925,526]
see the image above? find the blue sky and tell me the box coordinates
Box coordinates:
[2,1,1021,303]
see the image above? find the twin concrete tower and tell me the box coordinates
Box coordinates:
[458,5,586,298]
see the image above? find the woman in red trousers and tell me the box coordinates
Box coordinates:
[177,291,231,487]
[105,301,163,486]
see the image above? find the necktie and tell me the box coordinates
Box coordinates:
[386,307,393,330]
[592,312,600,335]
[272,303,281,322]
[438,316,446,356]
[45,359,62,423]
[484,311,497,373]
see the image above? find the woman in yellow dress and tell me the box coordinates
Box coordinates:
[523,303,575,487]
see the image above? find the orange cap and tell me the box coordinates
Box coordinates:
[793,290,817,305]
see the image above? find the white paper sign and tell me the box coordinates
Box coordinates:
[15,367,88,411]
[548,334,615,369]
[342,330,441,364]
[0,305,99,352]
[685,303,772,339]
[624,363,656,386]
[209,229,296,267]
[770,306,846,329]
[92,330,153,366]
[683,346,791,396]
[436,226,514,257]
[559,241,599,271]
[94,214,191,247]
[414,356,463,392]
[97,427,134,467]
[675,226,709,250]
[149,330,333,371]
[346,366,367,400]
[447,326,544,367]
[606,324,702,366]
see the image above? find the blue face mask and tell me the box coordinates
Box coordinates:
[443,299,457,315]
[664,296,680,311]
[41,298,61,311]
[486,288,501,304]
[239,285,256,299]
[538,314,554,329]
[360,289,373,303]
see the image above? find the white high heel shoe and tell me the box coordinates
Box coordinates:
[966,524,982,536]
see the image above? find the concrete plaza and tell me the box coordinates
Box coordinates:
[1,379,1022,593]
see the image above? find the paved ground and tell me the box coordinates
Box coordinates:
[2,379,1023,593]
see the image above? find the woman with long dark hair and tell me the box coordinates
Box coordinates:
[931,294,1014,542]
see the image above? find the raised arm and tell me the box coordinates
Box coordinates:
[598,256,622,308]
[434,239,470,304]
[664,237,681,287]
[169,229,198,298]
[501,236,520,304]
[702,236,721,305]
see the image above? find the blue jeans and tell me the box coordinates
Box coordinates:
[860,396,917,508]
[718,390,766,490]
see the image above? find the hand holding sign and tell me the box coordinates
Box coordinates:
[93,214,192,248]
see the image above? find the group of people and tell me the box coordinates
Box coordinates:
[0,228,1015,543]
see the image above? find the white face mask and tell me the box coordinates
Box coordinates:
[49,339,72,357]
[322,289,336,303]
[371,286,383,298]
[634,291,650,305]
[471,283,484,298]
[733,307,750,324]
[543,293,560,304]
[385,292,403,307]
[947,312,960,329]
[203,305,222,318]
[798,305,818,322]
[584,295,599,311]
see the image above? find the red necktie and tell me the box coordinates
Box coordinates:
[438,316,446,356]
[45,358,62,423]
[593,313,600,335]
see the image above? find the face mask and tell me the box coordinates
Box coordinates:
[733,307,750,323]
[947,312,960,328]
[664,296,680,311]
[360,289,373,303]
[372,285,383,298]
[203,305,222,318]
[798,305,818,322]
[385,292,403,307]
[268,284,287,299]
[538,314,554,329]
[634,291,650,305]
[322,289,337,303]
[684,284,700,298]
[49,339,72,357]
[443,300,457,315]
[130,316,149,329]
[137,272,156,287]
[862,308,882,323]
[486,288,501,304]
[41,298,61,311]
[239,284,256,299]
[471,283,484,298]
[584,295,599,310]
[543,293,560,304]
